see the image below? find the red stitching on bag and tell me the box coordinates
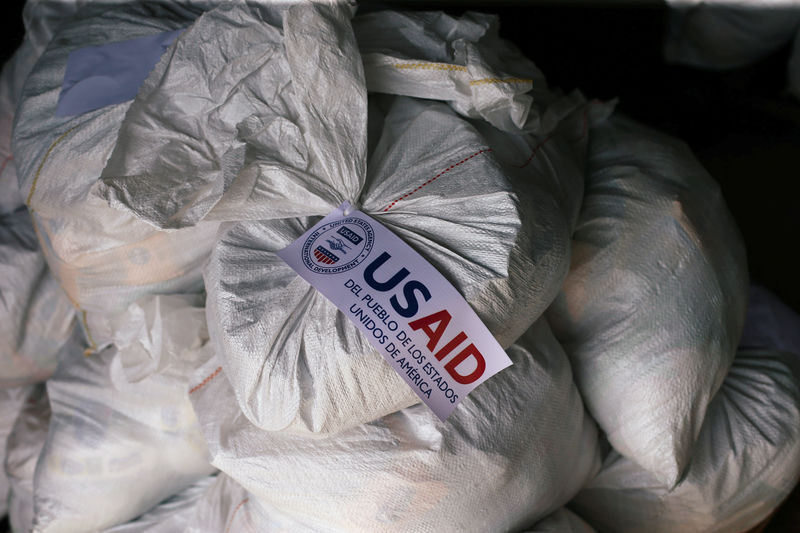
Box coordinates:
[382,148,492,212]
[224,498,249,533]
[515,108,589,169]
[189,366,222,394]
[514,135,553,169]
[381,108,589,208]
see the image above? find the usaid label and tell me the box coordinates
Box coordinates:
[278,202,512,420]
[301,217,373,273]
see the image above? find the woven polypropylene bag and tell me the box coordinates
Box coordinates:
[0,0,87,214]
[0,16,77,387]
[547,111,747,486]
[0,385,37,518]
[5,384,48,533]
[7,384,214,533]
[32,296,215,532]
[95,2,587,433]
[103,476,217,533]
[0,209,76,387]
[183,474,283,533]
[11,1,216,333]
[206,94,586,434]
[354,9,551,133]
[187,318,601,532]
[571,347,800,533]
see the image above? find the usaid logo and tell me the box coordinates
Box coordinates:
[302,217,374,274]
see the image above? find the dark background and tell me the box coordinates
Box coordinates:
[1,1,798,531]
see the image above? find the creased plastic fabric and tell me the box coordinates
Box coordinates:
[104,475,217,533]
[571,347,800,533]
[0,0,86,214]
[547,111,748,486]
[572,286,800,532]
[109,293,208,383]
[11,1,215,330]
[354,10,550,133]
[183,474,287,533]
[8,385,215,533]
[0,208,76,387]
[33,298,215,532]
[0,5,77,387]
[95,2,587,433]
[6,384,49,533]
[188,318,601,532]
[0,385,36,518]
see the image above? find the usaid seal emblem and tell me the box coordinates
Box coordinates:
[302,217,374,274]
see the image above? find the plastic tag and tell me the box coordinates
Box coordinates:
[278,202,512,420]
[56,29,182,117]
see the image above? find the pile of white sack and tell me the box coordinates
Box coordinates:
[0,1,797,531]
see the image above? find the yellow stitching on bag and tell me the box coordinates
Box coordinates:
[30,213,96,355]
[469,77,532,86]
[391,65,532,87]
[26,136,98,355]
[26,126,78,207]
[81,310,98,356]
[393,62,468,72]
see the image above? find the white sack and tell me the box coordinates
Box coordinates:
[108,292,209,383]
[7,387,217,533]
[103,475,216,533]
[188,318,601,532]
[547,111,748,486]
[11,1,216,330]
[663,2,800,70]
[525,508,596,533]
[0,6,78,387]
[570,347,800,533]
[0,385,37,518]
[354,10,551,133]
[183,474,290,533]
[0,0,86,214]
[0,208,76,387]
[95,2,586,432]
[33,295,215,532]
[6,383,49,533]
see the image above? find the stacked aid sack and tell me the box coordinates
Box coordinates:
[0,1,797,532]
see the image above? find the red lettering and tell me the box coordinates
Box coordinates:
[408,309,452,351]
[444,343,486,385]
[433,331,467,361]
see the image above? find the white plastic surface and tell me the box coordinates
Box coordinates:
[572,348,800,533]
[12,1,216,332]
[547,112,748,486]
[5,384,48,533]
[32,296,215,532]
[188,318,601,532]
[94,2,587,433]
